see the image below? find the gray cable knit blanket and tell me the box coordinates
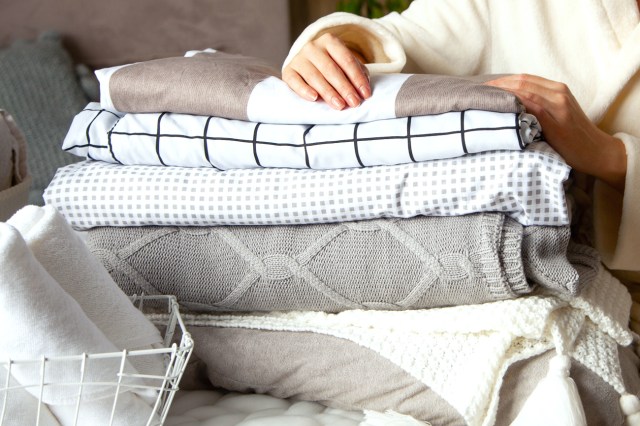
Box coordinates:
[85,213,600,312]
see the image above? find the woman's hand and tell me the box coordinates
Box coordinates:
[282,33,372,110]
[486,74,627,192]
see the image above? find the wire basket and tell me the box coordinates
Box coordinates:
[0,295,193,426]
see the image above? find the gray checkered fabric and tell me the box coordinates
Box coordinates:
[44,142,570,230]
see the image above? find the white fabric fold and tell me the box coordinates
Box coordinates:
[0,223,124,405]
[0,369,60,426]
[7,205,163,351]
[0,221,158,424]
[50,394,157,426]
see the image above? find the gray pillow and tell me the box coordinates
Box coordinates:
[0,32,89,205]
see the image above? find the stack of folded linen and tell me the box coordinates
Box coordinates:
[43,50,640,425]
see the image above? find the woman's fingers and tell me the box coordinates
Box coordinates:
[486,74,577,120]
[285,57,348,109]
[323,37,371,100]
[281,68,319,102]
[486,73,567,93]
[485,73,627,191]
[283,33,371,109]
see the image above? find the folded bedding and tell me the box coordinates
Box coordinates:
[86,50,543,172]
[96,49,524,124]
[44,142,571,229]
[84,214,599,312]
[161,264,639,426]
[62,103,540,170]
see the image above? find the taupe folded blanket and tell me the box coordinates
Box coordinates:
[97,50,524,124]
[85,214,599,312]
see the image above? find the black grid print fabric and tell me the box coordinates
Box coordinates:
[63,104,541,170]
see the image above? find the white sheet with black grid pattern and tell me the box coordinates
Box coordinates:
[62,103,541,170]
[44,142,570,230]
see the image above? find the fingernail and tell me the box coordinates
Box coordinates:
[305,89,318,101]
[331,96,346,110]
[358,84,371,99]
[346,93,361,108]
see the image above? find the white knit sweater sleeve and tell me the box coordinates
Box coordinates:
[593,131,640,271]
[283,0,491,75]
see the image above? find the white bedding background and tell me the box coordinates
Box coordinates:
[166,390,426,426]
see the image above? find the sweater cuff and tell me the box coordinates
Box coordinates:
[593,132,640,271]
[283,12,406,74]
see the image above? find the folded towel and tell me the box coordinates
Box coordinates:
[0,369,60,426]
[7,205,163,351]
[0,223,156,424]
[0,223,123,404]
[63,103,540,170]
[44,142,571,230]
[50,393,158,426]
[85,214,600,313]
[96,50,523,124]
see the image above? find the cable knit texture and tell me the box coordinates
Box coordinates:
[85,214,598,312]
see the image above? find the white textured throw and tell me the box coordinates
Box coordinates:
[0,369,60,426]
[0,223,124,405]
[62,103,540,170]
[175,265,633,426]
[0,216,158,424]
[44,142,571,230]
[7,205,163,351]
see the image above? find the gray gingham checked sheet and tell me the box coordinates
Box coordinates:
[44,142,570,230]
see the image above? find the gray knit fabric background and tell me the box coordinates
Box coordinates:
[85,213,600,312]
[0,32,88,205]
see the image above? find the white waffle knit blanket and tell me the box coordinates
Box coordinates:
[174,265,634,426]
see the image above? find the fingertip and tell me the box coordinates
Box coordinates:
[358,84,371,99]
[484,79,501,88]
[330,96,347,110]
[304,88,319,102]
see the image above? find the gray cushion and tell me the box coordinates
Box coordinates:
[0,32,88,205]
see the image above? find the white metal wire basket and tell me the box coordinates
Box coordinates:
[0,295,193,426]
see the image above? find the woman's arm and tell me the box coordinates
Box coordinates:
[282,0,491,109]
